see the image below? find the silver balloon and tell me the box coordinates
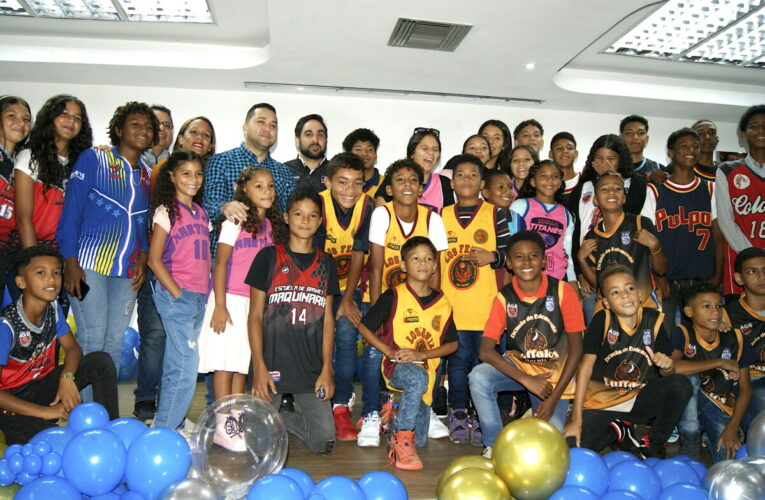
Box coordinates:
[748,410,765,456]
[702,460,735,491]
[739,455,765,475]
[705,460,765,500]
[160,478,219,500]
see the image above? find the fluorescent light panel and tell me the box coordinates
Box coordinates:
[0,0,212,22]
[605,0,764,68]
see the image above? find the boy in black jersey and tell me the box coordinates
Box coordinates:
[0,246,118,444]
[671,282,754,462]
[726,248,765,430]
[565,265,690,459]
[246,188,340,454]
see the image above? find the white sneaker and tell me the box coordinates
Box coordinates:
[428,408,449,439]
[482,446,493,459]
[357,412,381,447]
[347,392,356,411]
[176,418,199,446]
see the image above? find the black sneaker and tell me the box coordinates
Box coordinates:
[609,419,645,459]
[133,400,157,421]
[433,386,447,417]
[639,435,667,459]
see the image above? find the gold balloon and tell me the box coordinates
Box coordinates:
[436,455,495,496]
[0,483,19,500]
[492,417,569,500]
[439,468,512,500]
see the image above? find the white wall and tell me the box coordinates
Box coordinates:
[2,81,744,171]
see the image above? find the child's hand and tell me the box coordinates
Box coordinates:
[577,239,597,263]
[93,144,111,152]
[251,365,277,402]
[634,229,661,254]
[39,402,68,421]
[463,247,495,267]
[131,252,148,291]
[394,348,425,363]
[336,297,362,327]
[315,372,335,402]
[648,169,668,185]
[718,423,741,459]
[646,346,673,371]
[221,201,250,224]
[717,318,732,332]
[656,276,670,299]
[563,418,582,447]
[211,306,233,334]
[523,372,553,400]
[51,376,81,413]
[577,274,595,294]
[718,359,739,380]
[535,395,559,422]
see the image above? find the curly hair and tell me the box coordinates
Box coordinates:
[107,101,159,147]
[172,116,216,166]
[518,159,565,204]
[229,166,284,245]
[26,95,93,191]
[151,150,204,229]
[580,134,635,185]
[0,95,32,152]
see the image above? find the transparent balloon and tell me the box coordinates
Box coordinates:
[190,394,288,499]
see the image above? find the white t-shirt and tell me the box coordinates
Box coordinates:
[368,205,448,251]
[13,149,69,181]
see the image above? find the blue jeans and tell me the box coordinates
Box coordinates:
[582,291,597,326]
[153,286,206,430]
[681,373,740,463]
[447,330,481,410]
[332,291,361,406]
[388,362,430,448]
[69,269,137,400]
[743,376,765,431]
[133,275,166,404]
[469,360,570,447]
[360,342,383,416]
[678,375,701,435]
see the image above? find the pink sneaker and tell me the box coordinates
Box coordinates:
[213,409,247,452]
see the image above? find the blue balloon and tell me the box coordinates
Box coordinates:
[23,454,42,475]
[3,444,21,458]
[63,428,126,496]
[601,491,642,500]
[643,457,661,468]
[7,452,23,474]
[118,328,140,381]
[68,402,110,432]
[40,452,62,476]
[21,444,34,456]
[564,448,609,496]
[604,451,639,469]
[652,458,699,489]
[609,460,662,500]
[32,442,50,457]
[0,459,14,486]
[279,468,315,498]
[91,494,121,500]
[658,483,707,500]
[120,492,147,500]
[248,474,304,500]
[735,444,748,459]
[685,459,707,481]
[125,427,190,500]
[549,486,598,499]
[357,471,407,500]
[108,418,148,450]
[29,427,74,455]
[16,471,38,485]
[309,476,366,500]
[15,475,81,500]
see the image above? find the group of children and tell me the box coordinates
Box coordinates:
[0,98,763,475]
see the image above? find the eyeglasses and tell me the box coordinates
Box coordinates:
[413,127,440,138]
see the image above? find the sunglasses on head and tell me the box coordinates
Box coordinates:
[414,127,440,138]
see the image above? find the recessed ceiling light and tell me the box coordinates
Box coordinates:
[0,0,214,23]
[605,0,764,68]
[525,62,535,70]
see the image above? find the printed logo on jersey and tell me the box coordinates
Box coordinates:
[18,331,31,348]
[606,359,642,390]
[447,230,458,244]
[387,235,401,252]
[474,229,489,245]
[432,315,442,331]
[621,231,631,245]
[582,193,592,203]
[70,170,85,181]
[507,303,518,318]
[281,266,289,274]
[325,227,337,244]
[721,348,732,360]
[335,255,351,279]
[642,329,653,346]
[385,268,405,289]
[403,307,419,323]
[528,217,564,248]
[733,173,751,189]
[607,328,620,345]
[523,329,558,362]
[740,322,753,337]
[449,257,477,290]
[685,343,697,358]
[545,296,555,312]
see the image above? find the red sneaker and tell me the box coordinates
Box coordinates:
[380,401,398,433]
[333,405,358,441]
[388,430,422,470]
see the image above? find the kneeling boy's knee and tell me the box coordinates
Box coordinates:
[84,351,117,377]
[667,374,694,402]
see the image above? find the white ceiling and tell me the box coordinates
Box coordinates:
[0,0,761,122]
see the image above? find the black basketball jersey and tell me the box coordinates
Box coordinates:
[725,297,765,380]
[678,324,743,415]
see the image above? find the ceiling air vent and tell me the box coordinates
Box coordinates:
[388,18,472,52]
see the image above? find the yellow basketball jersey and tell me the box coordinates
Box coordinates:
[320,190,371,292]
[380,283,453,405]
[440,201,500,331]
[380,202,432,293]
[364,173,385,199]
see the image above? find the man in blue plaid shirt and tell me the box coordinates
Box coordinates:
[203,103,295,229]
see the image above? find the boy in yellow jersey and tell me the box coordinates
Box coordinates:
[440,154,510,446]
[358,236,457,470]
[565,265,690,459]
[368,158,449,438]
[342,128,385,198]
[316,153,375,443]
[470,231,584,459]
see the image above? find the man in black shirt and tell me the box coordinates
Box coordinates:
[285,114,329,193]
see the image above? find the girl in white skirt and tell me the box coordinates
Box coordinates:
[198,166,282,401]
